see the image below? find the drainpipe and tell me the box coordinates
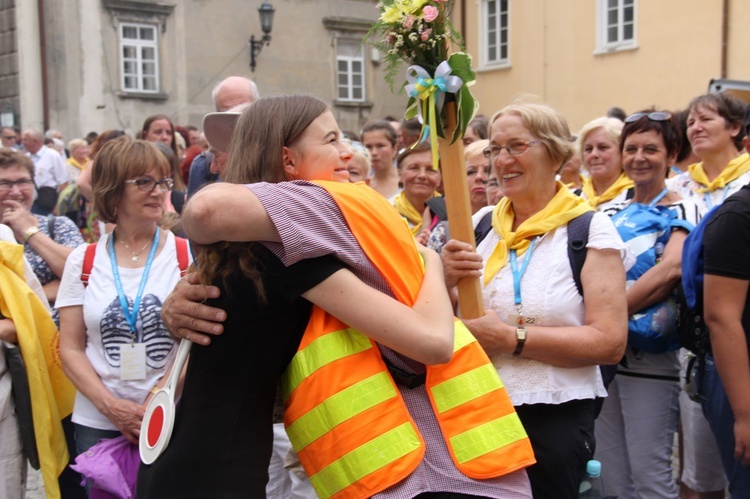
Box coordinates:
[720,0,728,78]
[459,0,466,45]
[37,0,49,130]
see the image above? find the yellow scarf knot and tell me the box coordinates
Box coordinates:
[689,153,750,193]
[484,181,593,285]
[581,172,633,208]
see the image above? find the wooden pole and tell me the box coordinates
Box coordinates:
[438,99,484,319]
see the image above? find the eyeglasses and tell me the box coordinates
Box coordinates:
[483,140,543,160]
[125,177,174,192]
[0,178,34,191]
[624,112,672,123]
[484,179,500,188]
[2,135,16,140]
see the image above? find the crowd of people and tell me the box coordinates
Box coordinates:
[0,74,749,499]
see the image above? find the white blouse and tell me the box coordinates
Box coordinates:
[473,209,632,406]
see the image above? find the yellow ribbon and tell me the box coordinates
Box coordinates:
[689,152,750,193]
[581,172,634,208]
[484,182,593,285]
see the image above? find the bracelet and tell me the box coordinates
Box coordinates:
[23,226,41,242]
[149,386,161,396]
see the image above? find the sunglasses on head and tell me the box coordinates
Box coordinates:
[624,112,671,123]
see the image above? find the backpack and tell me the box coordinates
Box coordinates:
[677,185,750,356]
[81,235,190,287]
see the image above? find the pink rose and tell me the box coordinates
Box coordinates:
[421,28,432,41]
[402,15,415,29]
[422,5,439,22]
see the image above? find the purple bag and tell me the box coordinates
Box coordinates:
[70,435,139,499]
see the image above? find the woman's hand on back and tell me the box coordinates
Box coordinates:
[161,272,226,345]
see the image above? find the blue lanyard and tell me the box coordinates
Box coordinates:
[704,186,729,210]
[509,238,538,312]
[647,187,669,207]
[108,229,160,337]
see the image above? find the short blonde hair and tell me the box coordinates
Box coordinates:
[577,117,623,163]
[490,103,573,166]
[464,139,489,162]
[68,138,88,155]
[92,136,170,223]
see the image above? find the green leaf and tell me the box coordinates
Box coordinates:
[447,52,476,86]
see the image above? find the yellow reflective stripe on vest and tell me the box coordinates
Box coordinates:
[287,372,398,451]
[450,412,528,464]
[431,364,503,414]
[282,329,373,399]
[310,422,421,499]
[453,321,477,352]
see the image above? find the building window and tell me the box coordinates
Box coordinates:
[119,23,159,93]
[597,0,636,52]
[336,40,365,102]
[484,0,509,66]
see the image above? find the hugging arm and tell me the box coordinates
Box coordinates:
[182,183,279,245]
[302,246,454,364]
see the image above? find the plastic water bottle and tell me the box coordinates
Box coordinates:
[579,460,604,498]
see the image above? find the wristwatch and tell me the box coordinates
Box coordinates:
[23,226,41,242]
[513,326,527,356]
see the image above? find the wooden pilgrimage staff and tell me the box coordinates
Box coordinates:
[438,99,484,319]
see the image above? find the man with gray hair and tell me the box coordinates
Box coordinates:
[186,76,258,197]
[22,128,69,215]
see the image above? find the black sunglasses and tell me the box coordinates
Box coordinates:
[624,112,672,123]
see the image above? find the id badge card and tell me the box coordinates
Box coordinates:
[507,314,535,327]
[120,343,147,380]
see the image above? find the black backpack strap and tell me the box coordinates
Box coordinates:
[46,214,56,240]
[425,197,448,222]
[567,211,595,297]
[474,211,494,246]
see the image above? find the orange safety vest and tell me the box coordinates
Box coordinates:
[281,181,535,499]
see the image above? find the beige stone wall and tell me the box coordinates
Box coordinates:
[459,0,750,132]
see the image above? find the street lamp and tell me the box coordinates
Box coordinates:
[249,2,275,72]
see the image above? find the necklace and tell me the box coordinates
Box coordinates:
[118,234,153,262]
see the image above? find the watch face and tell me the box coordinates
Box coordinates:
[517,328,527,341]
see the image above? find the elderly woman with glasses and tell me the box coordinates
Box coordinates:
[0,148,84,324]
[442,102,630,499]
[56,136,189,462]
[596,110,700,499]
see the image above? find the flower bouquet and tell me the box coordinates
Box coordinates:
[367,0,478,145]
[367,0,485,318]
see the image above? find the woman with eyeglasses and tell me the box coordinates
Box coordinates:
[578,116,634,211]
[0,147,84,324]
[442,102,630,499]
[596,110,700,499]
[56,137,189,467]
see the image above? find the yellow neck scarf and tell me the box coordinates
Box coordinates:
[393,190,428,236]
[581,172,634,208]
[688,152,750,193]
[484,181,593,285]
[66,157,87,171]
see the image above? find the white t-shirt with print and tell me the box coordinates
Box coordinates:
[666,165,750,216]
[57,230,188,430]
[473,208,632,406]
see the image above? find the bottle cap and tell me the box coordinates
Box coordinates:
[586,459,601,476]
